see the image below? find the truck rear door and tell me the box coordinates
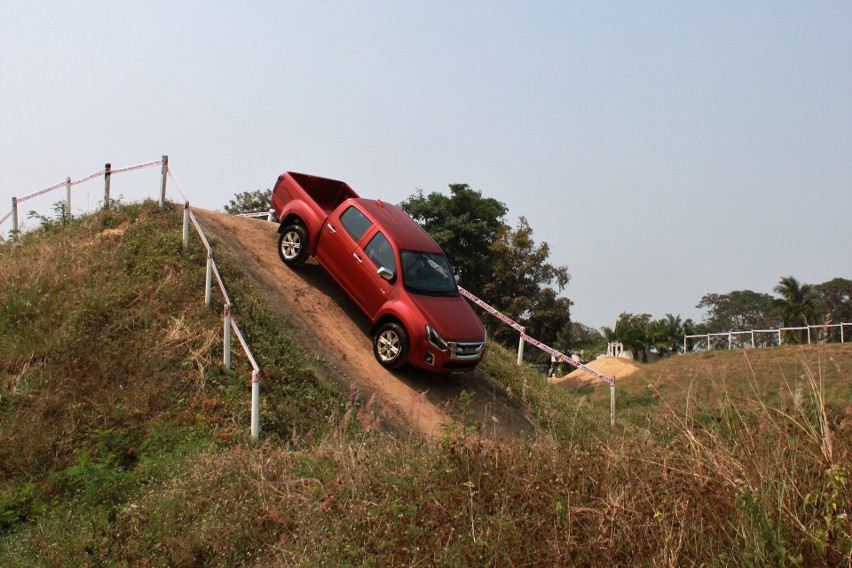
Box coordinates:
[315,205,374,309]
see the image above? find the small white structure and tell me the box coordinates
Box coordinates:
[607,341,624,358]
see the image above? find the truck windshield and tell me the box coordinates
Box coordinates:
[400,250,458,297]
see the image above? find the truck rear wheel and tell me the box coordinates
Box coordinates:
[374,322,409,369]
[278,224,310,267]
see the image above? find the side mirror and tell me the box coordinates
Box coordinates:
[377,267,395,282]
[454,274,461,283]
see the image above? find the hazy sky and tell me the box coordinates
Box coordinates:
[2,1,850,329]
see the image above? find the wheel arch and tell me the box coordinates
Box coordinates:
[277,214,305,233]
[371,314,405,338]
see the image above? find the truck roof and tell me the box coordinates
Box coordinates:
[354,198,442,253]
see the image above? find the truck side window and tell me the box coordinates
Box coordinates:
[364,232,396,273]
[339,206,373,242]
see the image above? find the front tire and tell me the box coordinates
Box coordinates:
[373,322,409,369]
[278,224,310,267]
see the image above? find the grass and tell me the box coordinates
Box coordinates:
[1,202,850,566]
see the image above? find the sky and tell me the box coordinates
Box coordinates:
[1,1,850,329]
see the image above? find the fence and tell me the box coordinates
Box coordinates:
[234,206,620,426]
[457,287,617,426]
[1,157,264,440]
[684,322,850,352]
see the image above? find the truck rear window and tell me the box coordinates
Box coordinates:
[340,206,373,242]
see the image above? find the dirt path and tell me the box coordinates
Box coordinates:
[194,210,534,442]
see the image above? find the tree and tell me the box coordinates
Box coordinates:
[604,312,653,362]
[696,290,779,333]
[650,314,689,356]
[224,190,272,215]
[522,287,574,357]
[399,184,507,295]
[556,321,605,361]
[773,275,818,344]
[813,278,852,325]
[483,217,571,347]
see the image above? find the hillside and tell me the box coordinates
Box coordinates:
[1,203,850,566]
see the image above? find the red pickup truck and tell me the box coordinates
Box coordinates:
[271,172,486,373]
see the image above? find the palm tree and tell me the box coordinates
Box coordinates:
[773,275,817,343]
[653,314,684,356]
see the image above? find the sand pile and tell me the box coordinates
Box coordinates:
[548,356,641,386]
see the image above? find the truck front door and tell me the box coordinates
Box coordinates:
[348,230,396,318]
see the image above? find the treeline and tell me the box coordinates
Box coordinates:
[590,276,851,362]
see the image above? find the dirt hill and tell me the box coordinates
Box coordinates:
[193,209,534,441]
[548,356,641,386]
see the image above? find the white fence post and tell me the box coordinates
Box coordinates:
[104,163,111,208]
[11,197,18,240]
[266,210,273,222]
[610,382,616,427]
[182,202,190,251]
[205,245,213,306]
[778,329,783,345]
[842,324,846,343]
[251,370,260,440]
[223,304,232,368]
[517,331,525,365]
[65,177,72,218]
[160,155,169,209]
[807,326,811,344]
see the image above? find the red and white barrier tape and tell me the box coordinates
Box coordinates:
[18,180,67,203]
[458,286,615,386]
[521,333,615,385]
[167,170,191,203]
[212,258,232,306]
[0,210,12,226]
[231,317,260,373]
[457,286,525,333]
[237,210,274,219]
[110,159,163,175]
[17,159,163,204]
[187,210,212,252]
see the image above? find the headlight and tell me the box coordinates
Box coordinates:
[426,325,449,352]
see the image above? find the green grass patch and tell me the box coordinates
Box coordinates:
[1,202,850,566]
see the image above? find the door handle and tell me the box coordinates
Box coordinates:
[353,253,363,264]
[327,224,337,234]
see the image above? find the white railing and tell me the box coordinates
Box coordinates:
[1,157,263,440]
[684,322,849,352]
[457,287,617,426]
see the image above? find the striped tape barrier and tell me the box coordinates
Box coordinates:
[458,286,615,386]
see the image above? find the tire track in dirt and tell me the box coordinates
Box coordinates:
[194,209,535,442]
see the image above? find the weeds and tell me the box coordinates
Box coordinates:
[1,202,850,566]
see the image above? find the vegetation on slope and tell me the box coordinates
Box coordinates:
[1,203,850,566]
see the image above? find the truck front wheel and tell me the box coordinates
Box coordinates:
[278,224,310,267]
[374,322,409,369]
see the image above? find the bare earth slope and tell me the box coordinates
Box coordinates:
[194,210,534,441]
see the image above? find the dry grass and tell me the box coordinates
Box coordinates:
[1,203,850,566]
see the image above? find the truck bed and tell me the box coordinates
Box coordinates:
[286,172,359,216]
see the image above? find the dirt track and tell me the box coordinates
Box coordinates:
[194,210,534,442]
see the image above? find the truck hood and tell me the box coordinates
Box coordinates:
[408,294,485,342]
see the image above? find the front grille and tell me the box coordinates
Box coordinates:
[448,341,485,361]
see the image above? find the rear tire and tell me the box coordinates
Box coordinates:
[373,322,409,369]
[278,224,310,267]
